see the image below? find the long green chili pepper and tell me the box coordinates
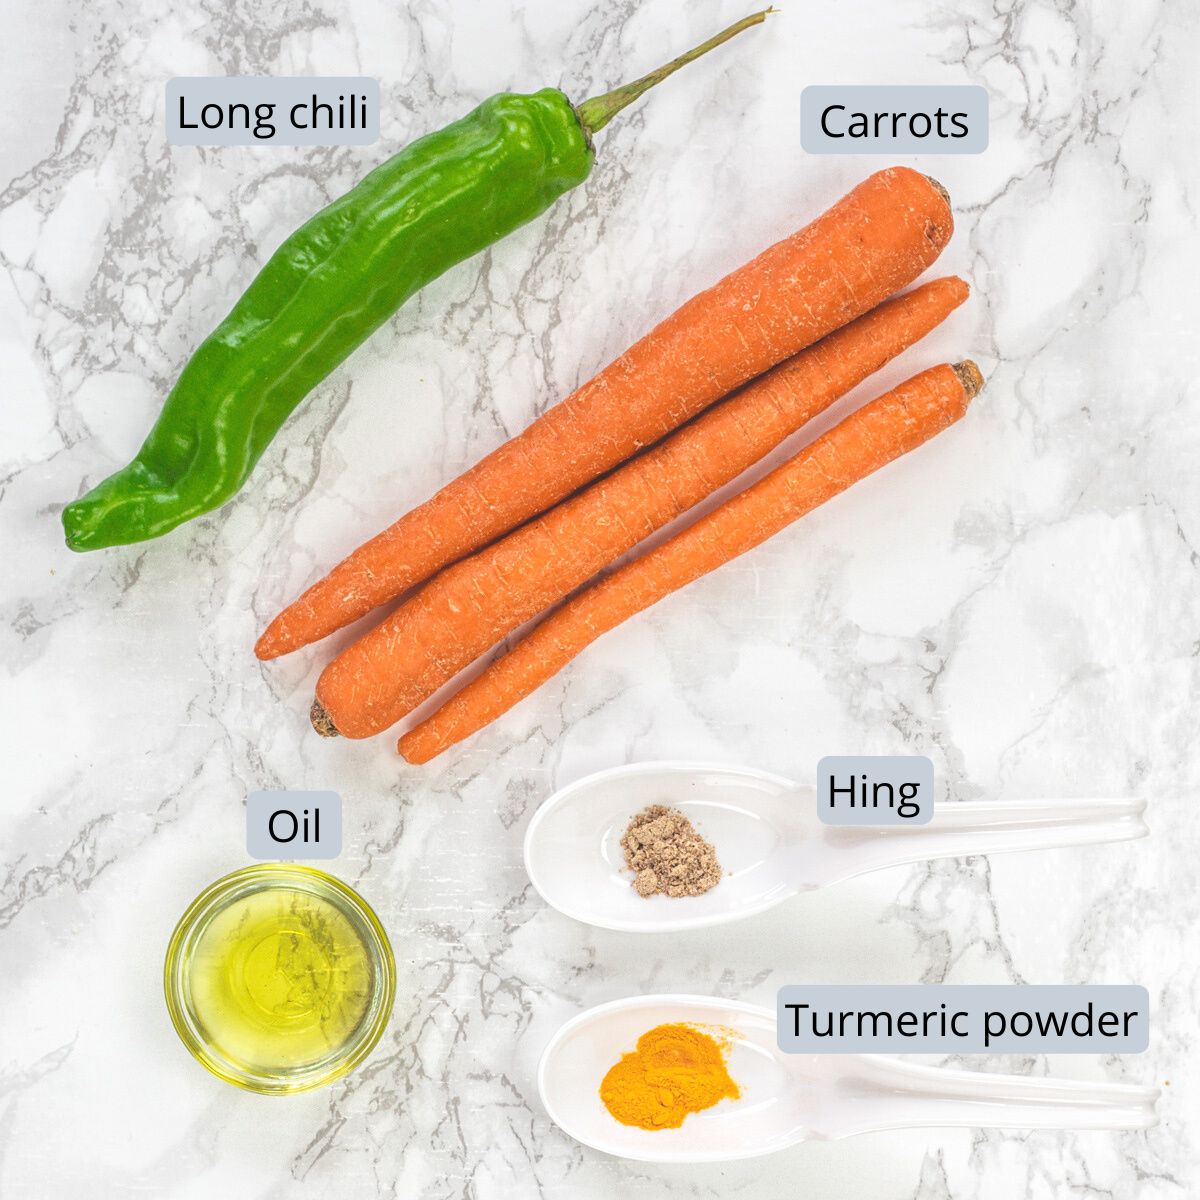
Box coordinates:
[62,10,771,552]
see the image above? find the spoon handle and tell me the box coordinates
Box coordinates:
[811,797,1147,885]
[825,1055,1158,1136]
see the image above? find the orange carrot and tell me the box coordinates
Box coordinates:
[398,361,982,763]
[256,167,953,661]
[312,278,968,738]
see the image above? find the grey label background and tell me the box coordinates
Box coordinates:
[818,755,933,825]
[801,85,988,154]
[778,985,1149,1053]
[167,77,379,146]
[247,790,342,859]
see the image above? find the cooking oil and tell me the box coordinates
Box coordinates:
[165,865,395,1093]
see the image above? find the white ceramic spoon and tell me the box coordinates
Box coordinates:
[539,994,1158,1163]
[523,762,1148,932]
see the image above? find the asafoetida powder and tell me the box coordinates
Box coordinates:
[620,805,722,898]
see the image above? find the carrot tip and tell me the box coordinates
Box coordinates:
[952,360,984,399]
[310,699,340,737]
[396,738,424,764]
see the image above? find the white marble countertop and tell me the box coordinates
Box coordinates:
[2,0,1196,1196]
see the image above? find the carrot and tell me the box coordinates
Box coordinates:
[256,167,953,661]
[311,278,969,738]
[398,361,983,763]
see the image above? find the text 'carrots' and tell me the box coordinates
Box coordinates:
[257,167,953,661]
[398,361,983,763]
[312,277,969,739]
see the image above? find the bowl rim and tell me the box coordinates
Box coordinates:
[163,862,396,1095]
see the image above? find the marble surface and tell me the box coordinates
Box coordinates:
[2,0,1196,1196]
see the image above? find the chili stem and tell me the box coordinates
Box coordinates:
[576,8,775,136]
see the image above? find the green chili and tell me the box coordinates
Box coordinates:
[62,10,771,552]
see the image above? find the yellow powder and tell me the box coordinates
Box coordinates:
[600,1022,739,1129]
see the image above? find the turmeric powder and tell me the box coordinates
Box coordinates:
[599,1023,740,1129]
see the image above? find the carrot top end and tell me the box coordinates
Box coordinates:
[952,360,984,399]
[311,699,341,737]
[923,174,951,208]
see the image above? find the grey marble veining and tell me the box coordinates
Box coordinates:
[2,0,1197,1196]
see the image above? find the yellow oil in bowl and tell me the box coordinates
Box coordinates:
[165,864,395,1094]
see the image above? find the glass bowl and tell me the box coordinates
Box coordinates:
[164,863,395,1094]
